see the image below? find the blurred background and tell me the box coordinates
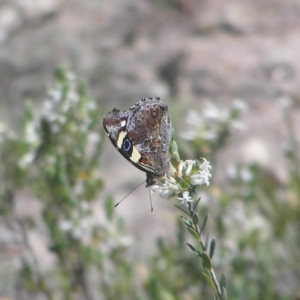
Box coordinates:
[0,0,300,299]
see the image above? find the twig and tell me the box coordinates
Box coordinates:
[187,203,222,298]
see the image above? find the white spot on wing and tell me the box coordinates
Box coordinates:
[121,120,126,127]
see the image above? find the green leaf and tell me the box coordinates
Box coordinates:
[192,197,201,211]
[202,272,217,294]
[202,251,212,271]
[180,216,194,228]
[172,141,179,156]
[175,205,189,216]
[172,152,180,162]
[220,273,226,290]
[188,227,200,241]
[209,239,216,259]
[186,243,202,257]
[105,196,114,220]
[200,214,208,232]
[55,66,67,82]
[204,234,209,251]
[221,286,227,300]
[192,213,199,225]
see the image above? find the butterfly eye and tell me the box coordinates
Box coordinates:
[151,107,158,118]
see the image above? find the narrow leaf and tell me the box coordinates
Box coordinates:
[202,251,212,271]
[192,213,199,225]
[180,216,193,228]
[175,205,189,216]
[186,243,202,257]
[221,286,227,300]
[192,197,201,211]
[188,227,200,241]
[220,273,226,290]
[209,239,216,259]
[204,234,209,251]
[172,140,179,157]
[202,272,217,294]
[104,196,114,220]
[200,214,208,232]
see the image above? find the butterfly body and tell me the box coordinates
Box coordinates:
[102,97,171,187]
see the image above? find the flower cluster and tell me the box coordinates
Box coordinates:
[180,100,247,142]
[152,155,212,206]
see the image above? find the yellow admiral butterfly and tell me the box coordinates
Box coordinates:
[102,97,171,187]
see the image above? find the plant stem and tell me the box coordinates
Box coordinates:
[187,203,222,298]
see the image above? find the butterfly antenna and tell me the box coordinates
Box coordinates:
[114,181,145,208]
[149,188,154,212]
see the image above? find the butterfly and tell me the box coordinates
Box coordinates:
[102,97,171,187]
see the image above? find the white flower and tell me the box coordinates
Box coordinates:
[200,158,211,171]
[177,191,193,205]
[230,120,247,131]
[87,101,97,111]
[153,158,212,204]
[180,110,203,141]
[203,102,229,122]
[80,201,91,212]
[190,159,212,186]
[48,89,62,103]
[25,122,39,145]
[154,181,179,199]
[80,216,95,230]
[18,152,35,169]
[202,129,217,141]
[181,101,246,144]
[185,160,195,176]
[67,91,79,105]
[72,227,83,240]
[0,123,16,140]
[176,159,198,177]
[185,110,203,127]
[120,235,134,247]
[190,173,206,186]
[59,219,73,232]
[232,99,248,111]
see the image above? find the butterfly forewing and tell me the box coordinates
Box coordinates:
[103,97,171,187]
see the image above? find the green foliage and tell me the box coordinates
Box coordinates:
[0,68,134,299]
[179,98,300,300]
[0,69,299,300]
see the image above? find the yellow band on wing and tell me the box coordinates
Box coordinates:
[131,145,141,162]
[117,131,127,148]
[117,130,155,173]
